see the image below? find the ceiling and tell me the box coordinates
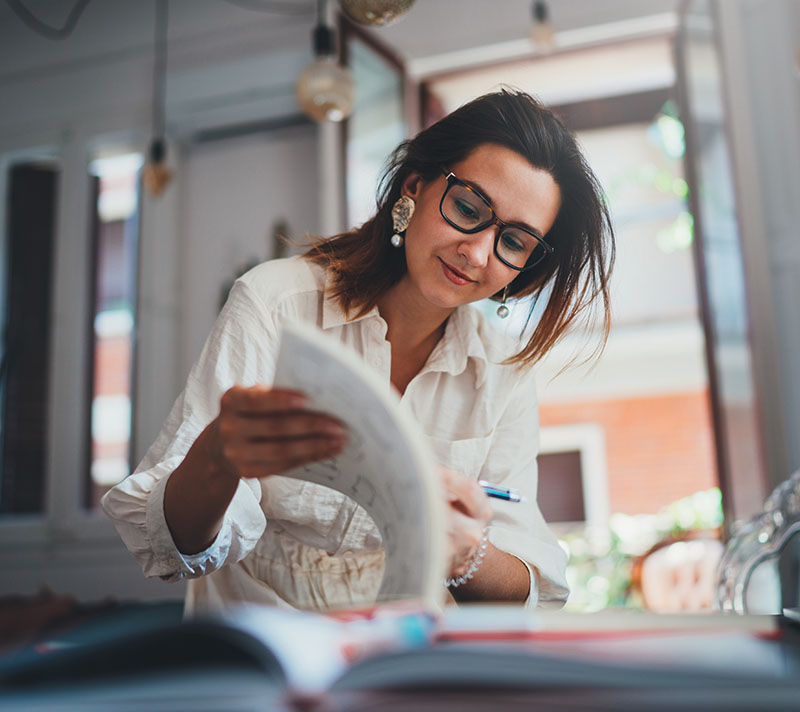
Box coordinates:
[0,0,681,81]
[0,0,681,142]
[378,0,679,63]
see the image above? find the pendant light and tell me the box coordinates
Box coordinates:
[296,0,355,123]
[143,0,172,197]
[530,1,555,50]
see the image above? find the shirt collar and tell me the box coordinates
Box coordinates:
[321,269,490,387]
[426,305,490,388]
[320,269,380,330]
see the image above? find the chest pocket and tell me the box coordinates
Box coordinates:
[427,432,494,479]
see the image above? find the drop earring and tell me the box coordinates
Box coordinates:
[390,195,415,247]
[496,286,510,319]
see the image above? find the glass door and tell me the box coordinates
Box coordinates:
[675,0,769,527]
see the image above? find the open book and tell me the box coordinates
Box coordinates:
[272,322,447,608]
[1,604,795,711]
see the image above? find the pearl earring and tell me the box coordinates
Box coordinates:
[390,195,415,247]
[496,286,510,319]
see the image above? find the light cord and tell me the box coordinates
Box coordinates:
[6,0,91,40]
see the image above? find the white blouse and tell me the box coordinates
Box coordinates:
[102,256,569,614]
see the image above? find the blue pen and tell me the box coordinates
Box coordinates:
[479,480,524,503]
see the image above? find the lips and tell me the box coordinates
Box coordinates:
[439,258,476,285]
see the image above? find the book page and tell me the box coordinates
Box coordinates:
[437,605,780,639]
[222,604,436,694]
[273,322,447,608]
[334,633,796,696]
[223,606,349,692]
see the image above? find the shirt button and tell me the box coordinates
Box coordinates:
[374,357,384,367]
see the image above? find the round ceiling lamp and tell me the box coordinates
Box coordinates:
[338,0,415,27]
[296,2,355,122]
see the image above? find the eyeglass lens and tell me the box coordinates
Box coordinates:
[441,181,547,270]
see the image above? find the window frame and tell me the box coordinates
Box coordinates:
[84,151,144,509]
[539,423,610,535]
[0,128,184,601]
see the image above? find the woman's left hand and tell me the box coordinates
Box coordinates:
[439,468,493,578]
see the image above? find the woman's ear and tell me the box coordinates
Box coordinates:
[401,171,424,200]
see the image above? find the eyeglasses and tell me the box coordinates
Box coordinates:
[439,170,553,271]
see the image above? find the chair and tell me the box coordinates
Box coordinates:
[631,530,723,613]
[715,469,800,614]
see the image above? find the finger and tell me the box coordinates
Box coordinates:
[227,434,346,469]
[448,510,484,552]
[462,482,493,525]
[221,386,308,414]
[236,446,343,477]
[442,469,492,523]
[447,510,484,574]
[474,489,494,526]
[220,412,347,441]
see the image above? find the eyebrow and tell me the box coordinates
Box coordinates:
[461,175,545,239]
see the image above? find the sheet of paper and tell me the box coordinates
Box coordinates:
[273,322,447,607]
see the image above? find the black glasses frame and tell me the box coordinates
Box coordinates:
[438,171,554,272]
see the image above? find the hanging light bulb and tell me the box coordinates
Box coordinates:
[530,1,555,50]
[338,0,415,27]
[142,137,173,197]
[296,2,355,122]
[143,0,172,197]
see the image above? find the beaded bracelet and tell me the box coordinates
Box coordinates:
[445,528,489,588]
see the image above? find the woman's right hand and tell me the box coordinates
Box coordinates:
[439,468,493,578]
[206,385,348,479]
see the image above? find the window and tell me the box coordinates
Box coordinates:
[0,137,180,600]
[0,158,59,514]
[538,451,585,522]
[538,424,610,534]
[86,153,143,509]
[421,36,725,610]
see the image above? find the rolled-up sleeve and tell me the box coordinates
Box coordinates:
[482,366,570,608]
[101,281,275,581]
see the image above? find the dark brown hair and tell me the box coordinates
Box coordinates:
[305,89,615,366]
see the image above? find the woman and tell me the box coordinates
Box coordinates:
[103,89,614,614]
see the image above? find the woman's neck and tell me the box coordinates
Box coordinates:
[378,279,452,351]
[377,279,453,394]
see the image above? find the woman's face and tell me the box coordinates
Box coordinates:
[400,143,562,315]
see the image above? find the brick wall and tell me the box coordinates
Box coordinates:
[540,390,717,515]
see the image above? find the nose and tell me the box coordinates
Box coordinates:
[457,225,495,268]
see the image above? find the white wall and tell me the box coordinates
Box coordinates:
[179,125,319,380]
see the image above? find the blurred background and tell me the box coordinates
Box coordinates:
[0,0,798,613]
